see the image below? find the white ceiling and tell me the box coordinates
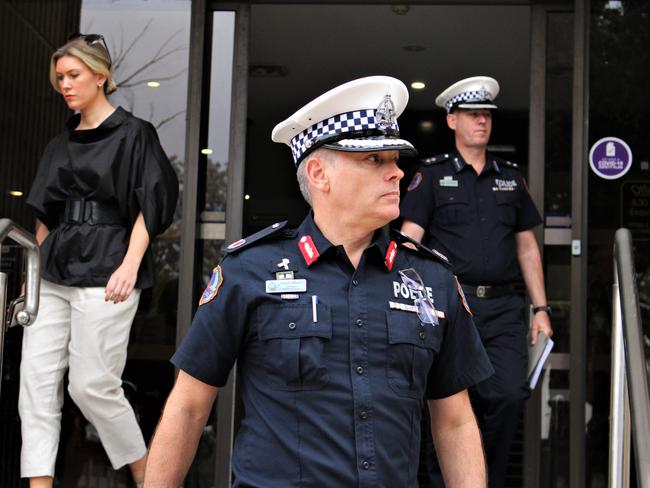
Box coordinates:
[248,3,532,121]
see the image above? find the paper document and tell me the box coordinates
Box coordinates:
[527,331,554,390]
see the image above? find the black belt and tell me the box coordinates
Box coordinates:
[62,198,124,225]
[460,283,517,298]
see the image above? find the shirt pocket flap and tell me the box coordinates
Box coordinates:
[386,310,440,350]
[495,190,521,207]
[435,188,469,208]
[257,303,332,340]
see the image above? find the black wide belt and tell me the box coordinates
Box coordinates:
[460,283,517,298]
[62,198,124,225]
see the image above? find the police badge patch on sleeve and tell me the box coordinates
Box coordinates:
[199,265,224,306]
[455,276,473,316]
[407,171,423,191]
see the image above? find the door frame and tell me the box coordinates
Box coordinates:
[179,1,592,486]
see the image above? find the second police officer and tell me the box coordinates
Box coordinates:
[400,76,554,487]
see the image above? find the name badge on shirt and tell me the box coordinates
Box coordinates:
[266,279,307,294]
[439,176,458,187]
[492,178,518,191]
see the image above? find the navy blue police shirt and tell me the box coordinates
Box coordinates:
[400,151,543,285]
[172,213,493,487]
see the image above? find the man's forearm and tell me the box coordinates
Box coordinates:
[144,404,208,486]
[515,230,547,307]
[432,419,486,487]
[145,372,218,487]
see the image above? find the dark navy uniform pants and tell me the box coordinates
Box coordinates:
[422,293,529,488]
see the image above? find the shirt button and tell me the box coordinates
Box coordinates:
[362,460,370,470]
[288,322,296,330]
[419,331,426,340]
[356,366,364,375]
[360,411,368,420]
[352,279,359,286]
[356,319,363,327]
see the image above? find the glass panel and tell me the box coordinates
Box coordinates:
[184,10,236,486]
[44,1,191,485]
[540,10,574,488]
[587,1,650,485]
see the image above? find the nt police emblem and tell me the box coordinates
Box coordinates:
[199,265,224,306]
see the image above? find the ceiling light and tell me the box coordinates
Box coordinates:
[8,190,23,197]
[244,194,251,200]
[201,148,213,155]
[411,82,426,90]
[147,81,161,88]
[419,120,434,132]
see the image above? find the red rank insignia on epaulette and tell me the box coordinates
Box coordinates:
[385,240,397,271]
[298,235,320,266]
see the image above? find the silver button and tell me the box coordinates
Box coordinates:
[356,366,364,375]
[288,322,296,330]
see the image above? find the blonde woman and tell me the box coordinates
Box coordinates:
[20,34,178,488]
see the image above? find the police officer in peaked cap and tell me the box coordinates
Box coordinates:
[400,76,554,487]
[145,76,493,487]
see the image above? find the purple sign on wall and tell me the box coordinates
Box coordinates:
[589,137,633,180]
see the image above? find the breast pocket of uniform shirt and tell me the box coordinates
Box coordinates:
[494,191,521,227]
[434,189,470,226]
[257,303,332,391]
[386,310,441,399]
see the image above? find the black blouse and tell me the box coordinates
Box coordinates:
[27,107,179,289]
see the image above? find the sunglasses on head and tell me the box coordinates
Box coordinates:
[67,33,112,68]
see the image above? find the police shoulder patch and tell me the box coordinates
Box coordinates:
[455,276,473,316]
[422,153,452,166]
[407,171,423,191]
[390,228,451,268]
[199,265,224,306]
[224,221,290,254]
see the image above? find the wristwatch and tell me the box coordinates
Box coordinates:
[532,305,552,315]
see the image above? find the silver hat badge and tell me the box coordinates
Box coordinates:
[375,94,397,130]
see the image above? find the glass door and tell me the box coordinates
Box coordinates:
[526,4,576,488]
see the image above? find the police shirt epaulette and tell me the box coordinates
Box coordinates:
[390,229,451,268]
[493,156,519,169]
[422,153,452,166]
[224,220,291,254]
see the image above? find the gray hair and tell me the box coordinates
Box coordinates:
[296,148,337,206]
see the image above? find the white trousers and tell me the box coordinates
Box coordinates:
[19,280,146,478]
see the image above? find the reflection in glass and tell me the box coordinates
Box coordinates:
[586,2,650,486]
[539,11,574,488]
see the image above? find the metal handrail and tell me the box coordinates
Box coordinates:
[609,228,650,488]
[1,218,40,400]
[0,218,40,325]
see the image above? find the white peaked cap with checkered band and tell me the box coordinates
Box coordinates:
[435,76,500,113]
[272,76,417,167]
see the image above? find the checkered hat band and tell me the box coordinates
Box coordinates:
[445,90,493,112]
[289,109,399,163]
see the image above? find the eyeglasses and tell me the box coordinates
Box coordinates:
[398,268,439,326]
[67,33,112,69]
